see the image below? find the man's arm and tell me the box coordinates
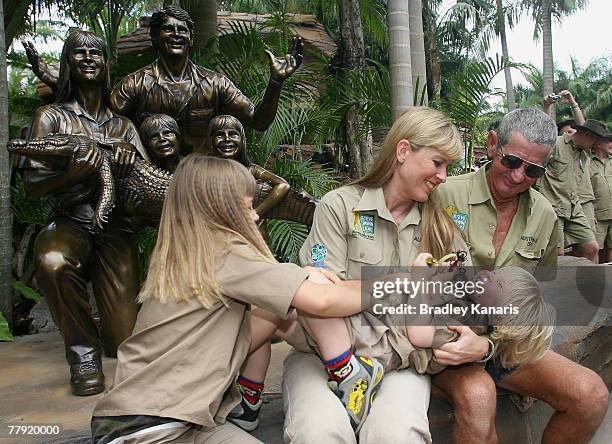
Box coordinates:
[560,90,585,125]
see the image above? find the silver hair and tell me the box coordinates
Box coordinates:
[496,108,557,162]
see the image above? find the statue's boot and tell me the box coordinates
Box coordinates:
[69,347,105,396]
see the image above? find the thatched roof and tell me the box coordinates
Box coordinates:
[116,13,337,58]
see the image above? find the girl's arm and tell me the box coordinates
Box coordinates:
[291,270,364,317]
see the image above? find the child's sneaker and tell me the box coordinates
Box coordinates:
[328,356,384,434]
[227,395,262,432]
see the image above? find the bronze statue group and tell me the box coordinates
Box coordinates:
[8,6,610,444]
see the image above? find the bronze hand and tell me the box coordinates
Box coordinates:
[265,37,304,83]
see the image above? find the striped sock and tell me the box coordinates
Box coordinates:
[237,376,264,405]
[324,349,358,382]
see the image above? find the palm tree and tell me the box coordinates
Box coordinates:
[388,0,412,118]
[522,0,589,120]
[0,0,14,332]
[409,0,427,105]
[338,0,373,177]
[496,0,517,110]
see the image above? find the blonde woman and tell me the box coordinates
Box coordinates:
[284,107,490,443]
[91,156,371,444]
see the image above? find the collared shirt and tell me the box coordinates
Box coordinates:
[23,100,147,231]
[110,59,258,154]
[435,165,558,272]
[590,154,612,221]
[538,134,594,217]
[299,185,468,280]
[94,241,309,429]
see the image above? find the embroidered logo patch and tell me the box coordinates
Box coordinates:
[352,212,375,240]
[445,205,468,231]
[311,243,328,268]
[520,235,536,248]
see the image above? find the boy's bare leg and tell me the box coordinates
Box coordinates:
[242,342,272,383]
[300,316,352,360]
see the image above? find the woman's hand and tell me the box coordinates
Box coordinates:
[304,266,342,285]
[433,325,489,365]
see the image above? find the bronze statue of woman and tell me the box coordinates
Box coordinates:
[209,114,290,216]
[21,30,146,396]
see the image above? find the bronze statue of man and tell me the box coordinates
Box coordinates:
[20,30,147,396]
[24,6,303,155]
[111,6,303,154]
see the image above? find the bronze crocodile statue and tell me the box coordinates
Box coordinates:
[8,134,317,228]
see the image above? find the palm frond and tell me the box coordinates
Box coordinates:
[267,219,309,263]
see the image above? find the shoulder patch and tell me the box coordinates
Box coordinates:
[311,243,328,268]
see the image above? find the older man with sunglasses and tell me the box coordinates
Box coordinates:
[433,108,608,444]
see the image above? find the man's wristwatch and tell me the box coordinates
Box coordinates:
[476,337,496,363]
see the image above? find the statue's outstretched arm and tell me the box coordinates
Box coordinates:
[22,40,59,91]
[224,37,304,132]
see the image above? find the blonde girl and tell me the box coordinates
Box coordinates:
[91,155,368,444]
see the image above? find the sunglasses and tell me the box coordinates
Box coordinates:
[498,148,546,179]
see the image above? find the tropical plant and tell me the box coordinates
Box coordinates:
[441,54,526,172]
[521,0,589,120]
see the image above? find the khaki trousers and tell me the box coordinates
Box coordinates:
[282,350,432,444]
[98,422,262,443]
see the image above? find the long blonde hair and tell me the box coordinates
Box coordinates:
[139,155,275,308]
[490,267,555,368]
[353,107,463,258]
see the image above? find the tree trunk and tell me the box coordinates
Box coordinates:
[388,0,412,120]
[0,0,13,331]
[408,0,427,106]
[496,0,515,111]
[339,0,373,178]
[3,0,33,47]
[542,0,555,120]
[423,1,441,100]
[182,0,217,52]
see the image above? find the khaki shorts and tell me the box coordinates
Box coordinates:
[582,201,596,232]
[558,204,596,248]
[595,219,612,248]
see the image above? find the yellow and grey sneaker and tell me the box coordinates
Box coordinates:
[328,356,384,434]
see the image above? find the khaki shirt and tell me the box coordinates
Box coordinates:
[299,185,468,279]
[23,101,148,232]
[110,60,260,154]
[590,154,612,221]
[435,165,558,272]
[94,241,309,429]
[538,134,594,217]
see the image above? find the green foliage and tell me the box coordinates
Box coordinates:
[0,312,13,342]
[134,227,158,281]
[11,280,42,302]
[273,158,338,197]
[7,52,44,139]
[266,219,309,263]
[442,54,526,130]
[11,175,55,227]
